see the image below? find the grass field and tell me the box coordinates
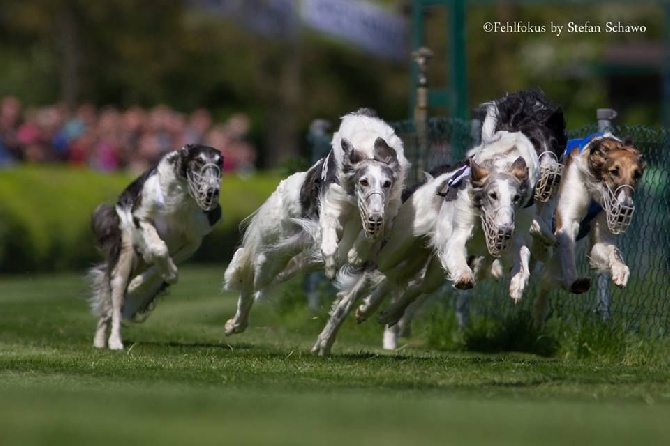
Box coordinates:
[1,266,670,445]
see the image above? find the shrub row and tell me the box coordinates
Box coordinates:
[0,166,280,274]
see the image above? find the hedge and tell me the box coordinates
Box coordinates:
[0,166,281,274]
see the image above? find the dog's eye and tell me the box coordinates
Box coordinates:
[633,170,642,180]
[488,191,498,201]
[382,180,391,189]
[360,178,369,187]
[609,166,620,177]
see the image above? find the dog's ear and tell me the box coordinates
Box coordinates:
[175,145,192,178]
[470,159,489,188]
[588,139,609,174]
[511,156,529,183]
[373,137,398,167]
[341,138,363,165]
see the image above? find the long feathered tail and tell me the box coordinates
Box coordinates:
[88,263,112,319]
[88,204,121,319]
[474,88,567,156]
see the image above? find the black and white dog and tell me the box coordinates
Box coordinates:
[89,144,223,350]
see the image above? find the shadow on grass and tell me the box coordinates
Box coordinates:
[463,310,560,357]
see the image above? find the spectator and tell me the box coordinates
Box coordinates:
[0,97,257,174]
[0,95,22,165]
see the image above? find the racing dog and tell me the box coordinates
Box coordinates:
[89,144,223,349]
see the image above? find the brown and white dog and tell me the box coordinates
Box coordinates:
[533,133,646,326]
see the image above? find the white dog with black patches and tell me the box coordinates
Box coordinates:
[89,144,223,350]
[223,109,408,343]
[320,109,409,278]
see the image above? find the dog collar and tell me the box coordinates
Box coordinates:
[564,132,604,157]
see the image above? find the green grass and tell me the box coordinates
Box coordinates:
[1,267,670,445]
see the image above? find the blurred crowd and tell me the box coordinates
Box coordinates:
[0,95,256,174]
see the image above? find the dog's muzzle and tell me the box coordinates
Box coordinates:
[534,151,563,203]
[187,163,221,211]
[481,209,514,258]
[603,184,635,234]
[358,192,386,239]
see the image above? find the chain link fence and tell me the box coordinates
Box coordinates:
[307,117,670,337]
[391,118,670,337]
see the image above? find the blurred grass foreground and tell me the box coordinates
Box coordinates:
[1,267,670,445]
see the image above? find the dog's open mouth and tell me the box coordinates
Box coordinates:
[603,184,635,234]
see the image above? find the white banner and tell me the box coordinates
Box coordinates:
[301,0,407,61]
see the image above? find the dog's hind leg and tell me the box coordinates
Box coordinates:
[108,234,135,350]
[378,256,444,327]
[311,273,368,356]
[225,289,254,336]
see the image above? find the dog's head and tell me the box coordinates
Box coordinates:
[470,156,530,257]
[586,136,646,233]
[339,138,400,239]
[587,136,646,191]
[177,144,223,211]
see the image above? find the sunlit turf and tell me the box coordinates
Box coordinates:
[1,266,669,445]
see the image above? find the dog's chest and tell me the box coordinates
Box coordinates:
[153,205,211,246]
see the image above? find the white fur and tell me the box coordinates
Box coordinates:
[320,112,409,278]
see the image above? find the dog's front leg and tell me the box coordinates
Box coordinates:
[440,225,475,290]
[589,214,629,288]
[531,198,558,246]
[555,218,591,294]
[508,237,532,303]
[136,219,178,285]
[320,195,343,279]
[378,256,444,326]
[347,231,378,267]
[509,208,534,302]
[127,237,202,293]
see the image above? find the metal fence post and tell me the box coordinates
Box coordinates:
[413,47,433,182]
[595,108,617,321]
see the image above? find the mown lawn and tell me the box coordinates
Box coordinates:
[1,266,669,446]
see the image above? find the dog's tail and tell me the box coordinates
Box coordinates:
[88,204,122,318]
[91,203,122,261]
[88,263,112,318]
[223,201,270,291]
[474,88,567,156]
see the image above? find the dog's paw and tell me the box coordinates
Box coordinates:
[382,326,399,350]
[509,273,528,303]
[347,247,365,268]
[612,263,630,288]
[530,219,557,246]
[452,268,474,290]
[377,307,403,327]
[310,339,331,356]
[93,336,106,349]
[354,307,365,324]
[107,336,124,350]
[569,277,591,294]
[324,258,337,280]
[224,318,247,336]
[490,259,504,279]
